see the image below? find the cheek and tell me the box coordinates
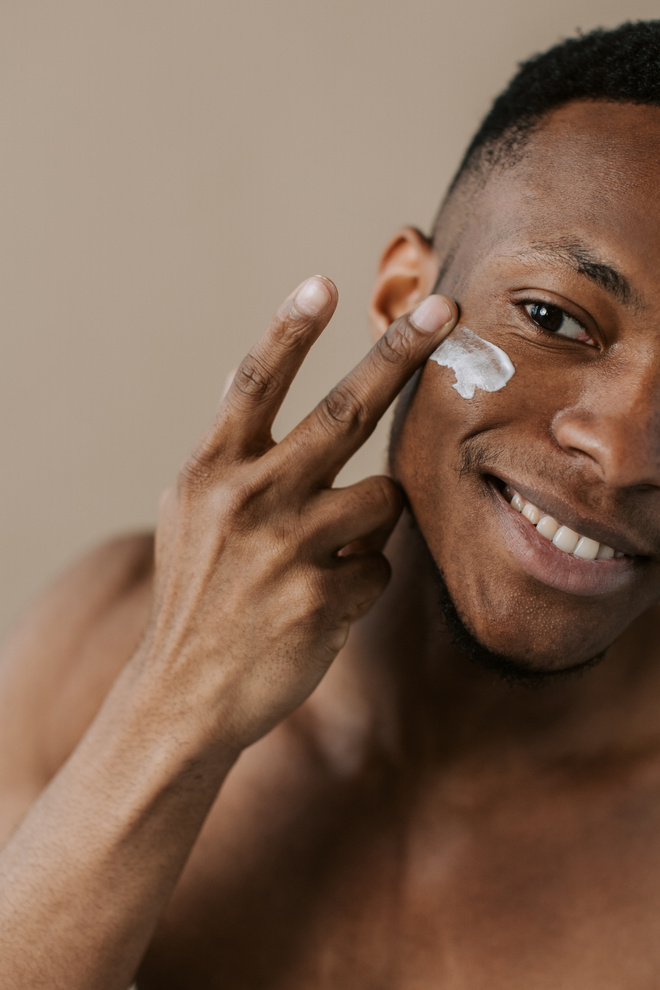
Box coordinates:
[422,333,583,434]
[428,324,515,399]
[392,350,571,523]
[398,360,522,460]
[392,364,494,528]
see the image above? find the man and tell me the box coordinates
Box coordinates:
[1,19,660,988]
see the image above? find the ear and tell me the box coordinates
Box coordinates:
[368,227,439,341]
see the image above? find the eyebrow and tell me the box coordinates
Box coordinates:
[517,241,643,310]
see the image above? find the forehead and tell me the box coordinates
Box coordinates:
[456,100,660,287]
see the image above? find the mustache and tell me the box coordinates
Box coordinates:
[458,434,555,484]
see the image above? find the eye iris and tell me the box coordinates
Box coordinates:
[530,303,563,332]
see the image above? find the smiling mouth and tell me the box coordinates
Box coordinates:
[482,472,649,596]
[482,475,645,596]
[498,481,626,561]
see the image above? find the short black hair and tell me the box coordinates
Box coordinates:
[449,19,660,191]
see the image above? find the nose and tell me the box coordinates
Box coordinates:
[551,372,660,489]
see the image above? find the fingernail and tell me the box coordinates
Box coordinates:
[220,367,237,400]
[410,295,453,332]
[294,276,332,317]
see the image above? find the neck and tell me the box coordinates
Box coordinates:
[317,512,660,783]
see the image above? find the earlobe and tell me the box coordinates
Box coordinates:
[368,227,439,340]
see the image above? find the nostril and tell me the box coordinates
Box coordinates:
[550,408,650,486]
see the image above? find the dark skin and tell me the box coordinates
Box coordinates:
[399,98,660,669]
[2,98,660,988]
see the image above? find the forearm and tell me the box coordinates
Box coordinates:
[0,652,238,990]
[0,279,454,988]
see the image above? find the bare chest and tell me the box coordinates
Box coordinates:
[136,763,660,989]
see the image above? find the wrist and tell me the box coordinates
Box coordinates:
[86,644,243,795]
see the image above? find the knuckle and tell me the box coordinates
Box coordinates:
[303,592,330,631]
[366,550,392,584]
[344,476,401,524]
[222,481,259,522]
[300,565,333,613]
[366,475,402,514]
[335,553,391,620]
[376,321,417,365]
[358,553,392,598]
[177,450,212,496]
[318,382,367,434]
[270,308,312,347]
[279,570,331,641]
[221,469,275,523]
[233,353,281,402]
[176,434,230,497]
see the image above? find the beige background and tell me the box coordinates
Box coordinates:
[0,0,657,635]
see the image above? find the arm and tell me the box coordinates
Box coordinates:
[0,533,154,843]
[0,278,456,989]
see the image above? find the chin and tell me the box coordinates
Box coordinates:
[403,509,614,684]
[438,566,612,686]
[390,386,658,685]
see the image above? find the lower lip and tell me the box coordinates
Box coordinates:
[487,481,639,597]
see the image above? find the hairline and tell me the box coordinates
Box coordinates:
[432,96,660,253]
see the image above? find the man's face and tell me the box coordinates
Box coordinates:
[394,100,660,671]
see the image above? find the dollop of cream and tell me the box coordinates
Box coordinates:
[429,325,515,399]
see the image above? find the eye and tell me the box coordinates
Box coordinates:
[523,301,594,345]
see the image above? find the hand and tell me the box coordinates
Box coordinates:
[142,277,457,751]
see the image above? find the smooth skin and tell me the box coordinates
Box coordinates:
[0,279,457,988]
[3,98,660,989]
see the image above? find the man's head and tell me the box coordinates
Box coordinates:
[370,21,660,678]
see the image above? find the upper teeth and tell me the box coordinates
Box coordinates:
[509,491,624,560]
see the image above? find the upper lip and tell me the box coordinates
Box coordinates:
[488,471,655,558]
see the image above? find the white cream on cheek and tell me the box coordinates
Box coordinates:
[429,325,515,399]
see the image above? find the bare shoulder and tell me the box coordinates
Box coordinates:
[0,532,155,838]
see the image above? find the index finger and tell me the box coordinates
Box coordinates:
[281,294,458,482]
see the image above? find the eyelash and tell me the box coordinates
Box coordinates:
[520,300,597,348]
